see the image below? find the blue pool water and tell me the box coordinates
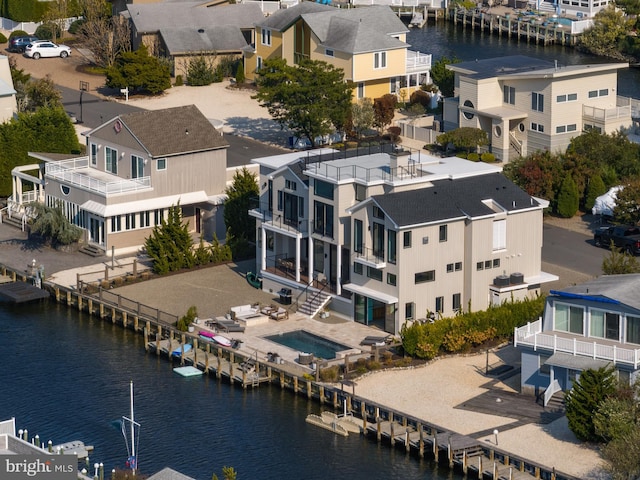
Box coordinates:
[264,330,350,359]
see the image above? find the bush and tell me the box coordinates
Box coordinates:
[186,55,215,86]
[177,305,198,331]
[481,152,495,163]
[387,126,401,143]
[68,19,85,35]
[35,23,61,41]
[410,89,431,108]
[174,75,183,86]
[9,30,28,40]
[0,33,7,44]
[557,174,579,218]
[467,152,479,161]
[319,365,340,382]
[235,62,245,84]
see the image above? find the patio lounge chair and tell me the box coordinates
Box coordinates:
[214,318,246,333]
[270,307,288,321]
[360,335,391,346]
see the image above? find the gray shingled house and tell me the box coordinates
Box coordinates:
[125,1,264,77]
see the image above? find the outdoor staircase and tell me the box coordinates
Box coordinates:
[79,244,105,258]
[297,291,331,317]
[545,391,566,413]
[0,205,29,231]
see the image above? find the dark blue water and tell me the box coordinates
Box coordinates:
[0,300,462,480]
[264,330,350,359]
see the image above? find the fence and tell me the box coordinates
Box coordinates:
[396,117,440,145]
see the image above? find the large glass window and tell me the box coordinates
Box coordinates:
[403,231,411,248]
[493,219,506,251]
[314,201,334,238]
[131,155,144,179]
[367,266,382,281]
[627,316,640,344]
[105,147,118,174]
[388,229,396,264]
[415,270,435,283]
[90,143,98,166]
[503,85,515,104]
[372,223,384,259]
[354,219,363,254]
[555,303,584,334]
[261,28,271,46]
[532,92,544,112]
[314,179,334,200]
[452,293,461,311]
[405,302,414,320]
[439,224,448,242]
[591,310,619,340]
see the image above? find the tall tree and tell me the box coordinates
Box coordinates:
[78,0,131,68]
[556,174,579,218]
[430,56,460,97]
[144,204,193,274]
[105,45,171,95]
[351,97,375,139]
[580,5,633,59]
[253,58,353,148]
[373,94,397,133]
[224,167,259,259]
[614,177,640,225]
[585,174,606,211]
[24,75,63,112]
[565,366,617,442]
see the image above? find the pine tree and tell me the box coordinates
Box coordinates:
[144,203,193,274]
[224,168,258,259]
[556,174,579,218]
[235,61,245,85]
[565,366,617,442]
[585,174,606,211]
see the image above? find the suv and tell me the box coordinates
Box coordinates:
[9,36,39,53]
[24,40,71,59]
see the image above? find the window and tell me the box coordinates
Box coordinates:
[455,262,462,271]
[452,293,461,311]
[285,179,297,191]
[557,94,567,103]
[390,76,398,94]
[374,51,387,69]
[90,143,98,166]
[627,315,640,344]
[405,302,414,320]
[354,219,363,254]
[503,85,515,105]
[477,261,484,271]
[403,231,412,248]
[439,224,447,242]
[314,179,334,200]
[314,201,334,238]
[325,49,334,57]
[589,89,609,98]
[105,147,118,174]
[531,122,544,133]
[367,266,382,281]
[591,310,620,340]
[268,180,273,212]
[539,354,551,375]
[372,223,384,259]
[447,263,454,273]
[492,258,500,268]
[277,191,283,211]
[298,197,304,219]
[532,92,544,112]
[357,83,364,99]
[257,56,263,71]
[556,125,566,134]
[156,158,166,171]
[435,296,444,314]
[111,215,121,232]
[354,262,363,275]
[493,219,506,251]
[557,93,577,103]
[484,260,492,269]
[372,205,384,219]
[555,303,584,334]
[261,28,271,46]
[154,208,164,225]
[387,273,397,286]
[415,270,435,284]
[462,100,475,120]
[387,229,396,264]
[140,211,150,228]
[125,213,136,230]
[131,155,144,179]
[355,184,366,202]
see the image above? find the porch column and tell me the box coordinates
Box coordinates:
[261,227,267,272]
[295,235,301,283]
[308,236,314,284]
[38,168,44,202]
[16,178,23,206]
[336,245,342,296]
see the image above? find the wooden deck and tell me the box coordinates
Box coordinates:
[0,281,50,302]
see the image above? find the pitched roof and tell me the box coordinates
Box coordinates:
[258,2,333,31]
[146,467,195,480]
[161,25,248,54]
[371,173,538,227]
[117,105,228,157]
[557,274,640,312]
[320,15,406,54]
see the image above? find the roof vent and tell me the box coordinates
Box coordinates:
[198,28,205,33]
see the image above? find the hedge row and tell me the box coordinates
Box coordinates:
[401,295,545,359]
[2,0,82,22]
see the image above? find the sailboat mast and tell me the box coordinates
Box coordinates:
[130,381,136,474]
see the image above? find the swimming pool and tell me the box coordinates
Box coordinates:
[264,330,351,360]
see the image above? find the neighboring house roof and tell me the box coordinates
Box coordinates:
[319,15,406,54]
[371,173,539,228]
[449,55,627,81]
[258,2,333,31]
[0,78,16,97]
[146,467,196,480]
[555,274,640,312]
[161,24,248,54]
[98,105,229,158]
[128,2,263,33]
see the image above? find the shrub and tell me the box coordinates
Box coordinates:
[456,152,468,159]
[410,89,431,108]
[177,305,198,331]
[467,152,479,162]
[9,30,29,40]
[186,55,216,86]
[481,152,495,163]
[174,75,183,86]
[557,174,579,218]
[387,126,401,143]
[235,61,245,84]
[319,365,340,382]
[35,23,61,41]
[68,19,85,35]
[0,33,7,44]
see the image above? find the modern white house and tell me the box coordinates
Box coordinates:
[442,55,636,163]
[0,54,17,123]
[515,275,640,404]
[10,105,234,254]
[250,145,557,334]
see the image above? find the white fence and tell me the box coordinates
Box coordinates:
[0,16,81,35]
[396,116,440,145]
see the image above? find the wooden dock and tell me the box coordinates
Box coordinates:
[0,280,50,303]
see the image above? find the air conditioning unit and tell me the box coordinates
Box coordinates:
[510,272,524,285]
[494,275,510,287]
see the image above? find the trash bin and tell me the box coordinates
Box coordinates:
[278,288,292,305]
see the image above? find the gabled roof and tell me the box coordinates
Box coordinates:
[371,173,538,227]
[556,274,640,313]
[161,25,248,54]
[128,2,263,33]
[97,105,228,158]
[146,467,195,480]
[320,15,406,54]
[257,2,333,31]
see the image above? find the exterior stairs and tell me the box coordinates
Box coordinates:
[79,243,106,257]
[545,391,566,413]
[297,291,331,317]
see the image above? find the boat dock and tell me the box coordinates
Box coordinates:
[0,280,50,302]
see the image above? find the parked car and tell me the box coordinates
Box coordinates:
[594,225,640,255]
[24,40,71,59]
[8,36,39,53]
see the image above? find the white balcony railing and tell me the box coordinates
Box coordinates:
[406,50,432,73]
[582,104,631,123]
[45,157,151,196]
[514,320,640,368]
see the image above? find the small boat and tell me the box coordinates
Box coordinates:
[246,271,262,289]
[171,343,192,357]
[198,330,232,347]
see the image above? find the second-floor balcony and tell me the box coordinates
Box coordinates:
[514,319,640,369]
[250,208,309,235]
[45,157,151,196]
[406,50,432,74]
[354,246,386,268]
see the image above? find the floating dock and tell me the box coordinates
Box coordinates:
[0,281,50,303]
[173,366,203,377]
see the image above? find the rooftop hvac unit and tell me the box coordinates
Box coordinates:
[494,275,510,287]
[510,272,524,285]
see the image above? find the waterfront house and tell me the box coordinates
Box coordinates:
[442,55,634,163]
[12,105,230,254]
[514,275,640,403]
[243,3,432,101]
[125,2,264,77]
[250,146,557,334]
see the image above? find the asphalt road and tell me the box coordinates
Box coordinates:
[58,85,287,166]
[542,223,606,278]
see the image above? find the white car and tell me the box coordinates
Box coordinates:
[24,40,71,59]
